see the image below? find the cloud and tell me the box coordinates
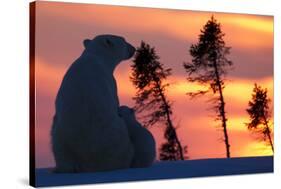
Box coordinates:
[35,1,273,79]
[36,13,273,78]
[36,1,273,48]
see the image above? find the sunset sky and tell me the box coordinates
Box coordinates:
[34,1,273,168]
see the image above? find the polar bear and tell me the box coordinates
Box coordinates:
[51,35,139,173]
[118,106,156,168]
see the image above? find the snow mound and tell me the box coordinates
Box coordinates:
[35,156,273,187]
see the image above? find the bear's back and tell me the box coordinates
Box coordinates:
[55,55,120,127]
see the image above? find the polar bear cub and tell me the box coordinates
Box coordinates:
[119,106,156,168]
[51,35,141,173]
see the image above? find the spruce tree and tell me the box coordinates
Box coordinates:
[131,41,185,160]
[183,16,233,158]
[246,84,274,152]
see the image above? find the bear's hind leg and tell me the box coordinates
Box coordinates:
[130,128,156,168]
[52,140,78,173]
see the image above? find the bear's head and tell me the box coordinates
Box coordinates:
[83,35,136,65]
[118,105,135,117]
[118,106,139,122]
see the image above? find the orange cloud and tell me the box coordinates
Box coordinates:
[36,1,273,49]
[114,69,273,104]
[223,15,273,34]
[240,141,273,157]
[35,57,67,96]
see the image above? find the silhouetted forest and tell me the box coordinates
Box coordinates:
[129,16,273,160]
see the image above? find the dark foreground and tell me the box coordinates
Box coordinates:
[35,156,273,187]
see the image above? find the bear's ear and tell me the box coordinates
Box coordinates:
[83,39,91,48]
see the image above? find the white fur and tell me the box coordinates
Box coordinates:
[51,35,137,172]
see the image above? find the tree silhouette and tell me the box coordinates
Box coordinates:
[183,16,233,158]
[159,126,188,160]
[246,84,274,152]
[131,41,185,160]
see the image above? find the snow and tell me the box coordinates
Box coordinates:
[35,156,273,187]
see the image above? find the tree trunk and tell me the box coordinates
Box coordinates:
[213,59,231,158]
[263,115,274,152]
[152,74,185,160]
[159,91,184,160]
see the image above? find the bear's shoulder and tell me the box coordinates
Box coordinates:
[65,56,103,78]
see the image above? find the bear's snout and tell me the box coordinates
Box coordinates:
[127,43,136,59]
